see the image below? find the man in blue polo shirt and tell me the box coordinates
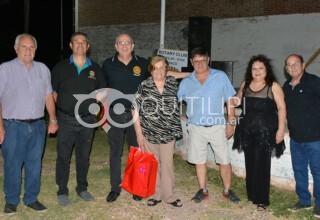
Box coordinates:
[178,47,240,203]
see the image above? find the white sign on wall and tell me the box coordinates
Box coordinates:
[157,48,188,72]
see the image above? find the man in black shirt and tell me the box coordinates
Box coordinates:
[283,54,320,218]
[52,32,106,206]
[102,33,148,202]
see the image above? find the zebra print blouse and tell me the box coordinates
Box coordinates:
[133,76,183,144]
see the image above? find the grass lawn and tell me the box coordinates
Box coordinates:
[0,128,316,219]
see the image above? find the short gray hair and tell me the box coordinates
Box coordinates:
[14,33,37,49]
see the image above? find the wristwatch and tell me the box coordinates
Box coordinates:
[50,119,58,124]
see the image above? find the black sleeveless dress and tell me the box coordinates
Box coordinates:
[233,85,285,157]
[232,84,285,205]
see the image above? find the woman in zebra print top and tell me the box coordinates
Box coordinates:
[132,55,183,207]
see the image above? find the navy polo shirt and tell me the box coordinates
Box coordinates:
[283,72,320,142]
[102,52,149,108]
[51,56,106,115]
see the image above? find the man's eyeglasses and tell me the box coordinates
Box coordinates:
[117,41,132,46]
[286,62,301,69]
[192,59,208,65]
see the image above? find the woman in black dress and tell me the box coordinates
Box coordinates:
[233,55,286,211]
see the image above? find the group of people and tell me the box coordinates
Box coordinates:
[0,32,319,218]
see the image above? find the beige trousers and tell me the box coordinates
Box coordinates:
[145,139,176,203]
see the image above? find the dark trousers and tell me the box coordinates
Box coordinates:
[244,147,272,206]
[107,111,138,193]
[56,112,95,195]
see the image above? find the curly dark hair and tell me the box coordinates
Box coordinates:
[244,54,277,87]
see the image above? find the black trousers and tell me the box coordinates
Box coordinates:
[244,147,272,206]
[56,112,96,195]
[107,111,138,193]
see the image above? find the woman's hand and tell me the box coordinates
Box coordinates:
[137,134,146,153]
[275,129,284,144]
[225,124,235,139]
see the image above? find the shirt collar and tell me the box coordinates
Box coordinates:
[14,57,34,68]
[69,55,92,66]
[190,67,215,81]
[289,72,305,86]
[112,51,138,62]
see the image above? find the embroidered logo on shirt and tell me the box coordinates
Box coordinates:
[133,66,141,76]
[299,90,303,93]
[88,71,96,80]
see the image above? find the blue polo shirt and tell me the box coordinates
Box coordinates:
[178,68,235,126]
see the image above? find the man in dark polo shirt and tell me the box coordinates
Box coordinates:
[102,33,148,202]
[51,32,105,206]
[283,54,320,218]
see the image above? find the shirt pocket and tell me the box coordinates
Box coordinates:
[33,79,47,97]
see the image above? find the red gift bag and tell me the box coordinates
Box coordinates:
[122,147,158,198]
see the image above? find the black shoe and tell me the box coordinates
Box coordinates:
[314,205,320,218]
[133,195,142,201]
[106,191,120,203]
[26,201,47,212]
[191,189,209,203]
[147,199,162,206]
[4,204,17,216]
[222,189,241,203]
[169,199,183,207]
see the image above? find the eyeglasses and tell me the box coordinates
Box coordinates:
[117,41,132,46]
[192,59,208,65]
[286,62,301,69]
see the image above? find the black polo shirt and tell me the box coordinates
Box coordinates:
[283,72,320,142]
[51,57,106,115]
[102,52,149,108]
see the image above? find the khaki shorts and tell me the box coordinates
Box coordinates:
[186,124,230,165]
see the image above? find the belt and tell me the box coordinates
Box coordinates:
[58,108,92,118]
[4,118,43,124]
[187,124,214,128]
